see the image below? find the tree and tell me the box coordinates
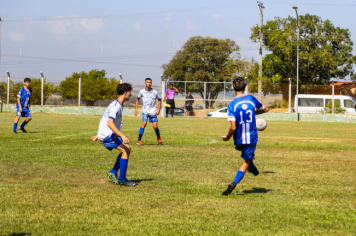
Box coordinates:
[250,14,356,99]
[162,36,246,108]
[58,70,120,106]
[28,78,57,105]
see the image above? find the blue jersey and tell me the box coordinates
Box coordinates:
[17,87,32,109]
[227,95,264,145]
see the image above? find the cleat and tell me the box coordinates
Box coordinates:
[222,182,237,196]
[106,171,120,185]
[136,141,144,146]
[118,179,137,187]
[158,138,163,145]
[247,166,259,176]
[13,131,18,134]
[20,127,27,133]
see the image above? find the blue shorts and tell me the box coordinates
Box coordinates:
[235,143,257,162]
[142,113,158,123]
[16,108,31,117]
[101,134,123,151]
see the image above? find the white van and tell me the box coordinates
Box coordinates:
[294,94,356,114]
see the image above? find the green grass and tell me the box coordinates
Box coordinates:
[1,113,356,235]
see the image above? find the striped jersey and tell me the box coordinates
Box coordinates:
[97,99,123,141]
[227,94,264,145]
[137,88,161,116]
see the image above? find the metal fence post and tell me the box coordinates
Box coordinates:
[289,78,291,113]
[6,71,10,105]
[161,79,165,118]
[332,79,335,114]
[78,72,81,106]
[204,82,206,117]
[119,73,123,84]
[40,71,44,107]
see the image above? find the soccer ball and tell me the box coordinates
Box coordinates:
[256,118,267,131]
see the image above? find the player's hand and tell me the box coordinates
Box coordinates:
[155,110,160,116]
[122,136,129,144]
[163,99,166,102]
[221,135,230,141]
[91,136,98,141]
[19,107,23,113]
[134,109,138,116]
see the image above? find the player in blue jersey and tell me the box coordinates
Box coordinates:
[91,83,137,186]
[13,78,33,134]
[221,76,268,196]
[134,78,163,146]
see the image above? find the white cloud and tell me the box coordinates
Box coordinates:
[158,14,172,29]
[186,19,202,31]
[133,23,142,31]
[51,15,104,34]
[79,18,103,33]
[212,14,223,25]
[9,32,25,42]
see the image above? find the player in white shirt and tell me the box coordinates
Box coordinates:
[92,83,136,187]
[135,78,163,146]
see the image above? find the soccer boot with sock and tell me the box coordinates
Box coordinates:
[106,171,120,185]
[247,166,259,176]
[222,182,237,196]
[13,131,18,134]
[119,179,137,187]
[158,138,163,145]
[136,141,144,146]
[20,127,27,133]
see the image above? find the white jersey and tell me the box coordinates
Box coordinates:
[97,100,123,141]
[137,88,161,116]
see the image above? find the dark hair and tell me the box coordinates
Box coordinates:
[232,76,247,92]
[116,83,132,95]
[145,78,152,82]
[169,84,173,86]
[24,78,31,83]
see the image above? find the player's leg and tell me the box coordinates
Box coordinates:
[165,102,169,118]
[19,112,32,133]
[13,115,21,134]
[171,100,175,118]
[137,114,148,145]
[247,155,259,176]
[116,143,136,186]
[151,116,162,145]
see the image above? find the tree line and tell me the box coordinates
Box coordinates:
[0,70,120,106]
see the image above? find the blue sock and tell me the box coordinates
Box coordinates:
[233,170,245,184]
[20,121,28,129]
[119,158,129,181]
[139,127,144,135]
[155,128,161,139]
[13,123,18,132]
[111,154,122,174]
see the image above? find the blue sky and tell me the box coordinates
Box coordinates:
[1,0,356,84]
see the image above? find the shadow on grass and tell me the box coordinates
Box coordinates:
[1,233,31,236]
[262,171,275,174]
[242,188,273,194]
[130,179,155,183]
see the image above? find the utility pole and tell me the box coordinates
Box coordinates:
[293,6,299,121]
[257,2,265,102]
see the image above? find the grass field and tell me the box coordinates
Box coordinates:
[1,113,356,235]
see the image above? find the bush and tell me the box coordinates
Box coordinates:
[268,99,289,109]
[320,101,346,114]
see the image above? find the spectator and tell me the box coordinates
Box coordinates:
[163,84,178,118]
[185,92,194,116]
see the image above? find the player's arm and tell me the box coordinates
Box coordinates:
[108,118,129,144]
[156,100,162,115]
[221,121,236,141]
[17,97,22,112]
[255,107,269,115]
[163,93,167,102]
[135,98,140,116]
[174,87,179,93]
[91,135,98,141]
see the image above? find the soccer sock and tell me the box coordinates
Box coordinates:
[119,158,129,181]
[155,128,161,139]
[13,123,18,132]
[233,170,245,184]
[20,121,28,129]
[111,154,122,174]
[138,127,145,141]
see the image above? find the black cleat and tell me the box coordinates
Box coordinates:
[20,127,27,133]
[222,182,237,196]
[13,131,18,134]
[247,166,259,176]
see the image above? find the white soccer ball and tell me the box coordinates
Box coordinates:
[256,118,267,131]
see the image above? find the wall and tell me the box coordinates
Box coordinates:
[2,104,356,123]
